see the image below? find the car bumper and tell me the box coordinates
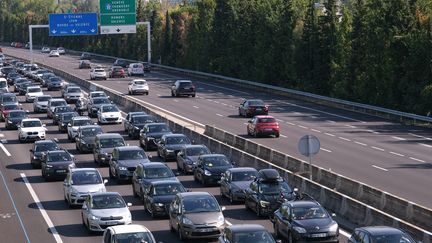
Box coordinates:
[256,129,279,136]
[97,154,111,165]
[19,133,45,141]
[231,191,246,201]
[203,175,222,184]
[35,105,48,111]
[181,225,224,239]
[99,116,122,124]
[131,88,148,93]
[87,218,132,232]
[44,169,68,178]
[69,194,89,205]
[92,75,106,79]
[293,232,339,242]
[78,142,94,152]
[117,170,134,181]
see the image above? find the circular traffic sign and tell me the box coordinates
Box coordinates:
[298,135,320,157]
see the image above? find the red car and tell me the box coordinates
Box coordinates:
[1,104,21,121]
[247,115,280,137]
[239,99,269,117]
[108,66,126,78]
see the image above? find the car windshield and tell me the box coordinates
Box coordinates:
[134,81,146,85]
[47,152,72,162]
[2,96,17,103]
[91,93,106,98]
[291,205,328,220]
[61,114,75,121]
[133,116,155,124]
[51,101,67,107]
[28,87,41,93]
[153,184,184,196]
[148,124,170,133]
[371,233,416,243]
[232,171,257,181]
[22,120,42,127]
[95,69,105,73]
[81,127,103,137]
[258,118,276,123]
[91,194,125,209]
[258,181,292,195]
[100,138,125,148]
[183,196,220,213]
[68,88,80,93]
[93,98,110,105]
[102,105,119,112]
[8,111,26,118]
[249,100,264,106]
[233,231,275,243]
[71,171,102,185]
[37,96,51,102]
[4,104,19,110]
[186,147,210,156]
[114,232,155,243]
[74,119,92,126]
[203,156,230,167]
[118,150,147,160]
[34,143,58,152]
[166,136,190,145]
[56,106,73,113]
[143,167,174,179]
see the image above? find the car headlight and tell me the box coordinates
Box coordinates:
[218,215,225,224]
[293,226,307,233]
[90,215,100,221]
[46,164,53,168]
[70,187,79,195]
[329,223,338,233]
[81,140,86,144]
[182,217,193,226]
[259,200,270,207]
[118,166,127,171]
[154,203,164,207]
[204,169,212,176]
[166,149,174,153]
[68,163,76,169]
[134,126,140,130]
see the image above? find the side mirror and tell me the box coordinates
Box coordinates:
[127,202,132,207]
[63,181,69,186]
[42,124,46,127]
[221,206,226,211]
[175,172,180,176]
[103,179,108,184]
[68,123,71,127]
[331,213,337,218]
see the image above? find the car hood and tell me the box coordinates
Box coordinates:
[82,136,96,144]
[27,92,43,96]
[293,217,336,231]
[7,117,24,123]
[185,155,200,163]
[100,148,115,154]
[72,184,105,194]
[101,112,121,117]
[47,161,74,168]
[66,92,81,96]
[118,159,150,167]
[185,212,222,225]
[147,132,172,139]
[152,195,176,204]
[165,144,189,150]
[36,101,49,106]
[20,127,46,132]
[91,208,130,218]
[231,181,252,190]
[143,176,178,185]
[206,166,233,174]
[259,193,281,203]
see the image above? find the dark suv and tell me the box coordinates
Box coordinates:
[193,154,233,186]
[93,133,125,165]
[139,123,172,151]
[109,146,151,183]
[171,80,196,97]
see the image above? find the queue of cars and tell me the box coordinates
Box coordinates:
[1,53,420,243]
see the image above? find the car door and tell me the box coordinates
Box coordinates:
[157,137,166,158]
[143,184,153,209]
[169,196,181,230]
[82,195,91,221]
[277,205,292,238]
[93,138,101,162]
[220,171,230,197]
[176,149,186,170]
[239,100,247,115]
[132,165,143,197]
[245,181,258,209]
[109,149,119,177]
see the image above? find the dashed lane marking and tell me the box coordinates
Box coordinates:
[324,133,335,137]
[409,157,425,163]
[371,146,385,151]
[372,165,388,172]
[345,125,357,128]
[389,151,405,157]
[193,106,199,109]
[409,133,432,140]
[216,114,224,117]
[354,141,367,146]
[338,137,351,142]
[320,148,332,153]
[280,134,287,138]
[311,129,322,133]
[286,122,296,126]
[297,125,308,129]
[391,136,406,141]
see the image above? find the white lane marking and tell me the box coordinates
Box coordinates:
[221,103,228,106]
[276,119,284,122]
[173,99,179,102]
[216,114,224,117]
[409,157,425,163]
[0,143,11,156]
[345,125,357,128]
[371,146,385,151]
[392,136,406,141]
[418,143,432,148]
[338,137,351,142]
[311,129,322,133]
[0,134,4,138]
[409,133,432,140]
[340,229,351,238]
[207,99,213,102]
[326,120,336,123]
[354,141,367,146]
[324,133,335,137]
[197,81,250,95]
[214,101,220,104]
[320,148,332,153]
[217,92,224,95]
[157,94,161,96]
[389,151,405,157]
[193,106,199,109]
[367,130,380,134]
[20,173,63,243]
[286,122,296,126]
[280,134,287,138]
[297,125,308,129]
[372,165,388,172]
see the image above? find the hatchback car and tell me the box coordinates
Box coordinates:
[220,167,258,203]
[79,60,91,69]
[80,52,91,60]
[239,99,269,117]
[5,110,28,130]
[219,224,279,243]
[108,66,126,78]
[90,68,107,80]
[139,123,172,151]
[41,150,76,180]
[67,116,94,141]
[81,192,132,232]
[57,47,66,55]
[102,225,157,243]
[109,146,151,183]
[89,91,108,99]
[49,50,60,57]
[0,93,18,106]
[29,140,60,168]
[52,105,75,125]
[176,145,211,174]
[142,181,187,218]
[24,86,43,102]
[193,154,234,186]
[169,192,226,240]
[247,115,280,137]
[126,114,157,138]
[128,79,149,95]
[93,133,126,165]
[157,134,192,161]
[348,226,416,243]
[97,104,122,124]
[33,95,52,113]
[113,59,128,68]
[41,46,50,53]
[63,168,107,206]
[75,125,103,153]
[171,80,196,97]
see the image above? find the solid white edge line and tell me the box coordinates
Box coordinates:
[320,148,332,153]
[0,143,11,156]
[371,146,385,151]
[340,229,351,237]
[20,173,63,243]
[372,165,388,172]
[418,143,432,148]
[409,157,425,163]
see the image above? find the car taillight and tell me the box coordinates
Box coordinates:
[264,106,269,111]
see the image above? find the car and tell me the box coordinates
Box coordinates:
[1,66,16,76]
[108,66,126,78]
[40,73,57,87]
[41,150,76,180]
[41,46,50,53]
[25,85,43,103]
[6,72,21,85]
[244,169,298,217]
[5,110,28,130]
[102,224,157,243]
[127,63,145,76]
[128,79,149,95]
[75,125,103,153]
[123,111,147,132]
[0,93,18,106]
[58,112,79,132]
[78,60,91,69]
[80,52,91,60]
[97,104,122,124]
[61,83,78,96]
[57,47,66,55]
[90,68,107,80]
[46,76,64,90]
[93,133,126,165]
[171,80,196,97]
[193,154,234,186]
[1,103,21,121]
[63,86,83,103]
[33,95,52,113]
[131,162,179,202]
[81,192,132,232]
[247,115,280,137]
[239,99,269,117]
[218,224,280,243]
[220,167,258,203]
[157,133,192,161]
[126,114,157,139]
[143,63,151,73]
[17,81,34,95]
[67,116,94,141]
[63,168,107,207]
[0,78,9,93]
[142,181,187,218]
[139,123,172,151]
[32,69,52,82]
[176,145,211,174]
[29,140,59,168]
[15,42,24,48]
[113,59,128,68]
[13,78,30,92]
[49,50,60,57]
[109,146,151,183]
[87,97,112,118]
[18,118,47,143]
[47,98,67,119]
[168,192,226,240]
[52,105,75,125]
[89,91,108,99]
[348,226,416,243]
[273,200,339,243]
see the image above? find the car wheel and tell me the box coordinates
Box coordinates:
[81,213,86,226]
[176,161,182,173]
[149,206,155,218]
[171,91,175,97]
[275,133,280,138]
[128,90,131,95]
[109,167,114,178]
[145,92,148,95]
[201,175,206,186]
[86,219,91,232]
[247,127,251,136]
[75,142,79,151]
[244,199,250,210]
[178,226,185,241]
[18,136,23,143]
[192,94,195,97]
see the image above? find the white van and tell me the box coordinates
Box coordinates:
[127,63,144,76]
[0,78,9,93]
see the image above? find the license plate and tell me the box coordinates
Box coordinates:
[264,128,273,131]
[256,108,262,111]
[311,233,327,238]
[104,221,118,226]
[198,228,213,232]
[56,170,66,173]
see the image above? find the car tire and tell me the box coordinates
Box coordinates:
[201,176,206,186]
[145,92,148,95]
[288,232,294,243]
[178,226,185,241]
[247,128,250,136]
[275,133,280,138]
[109,167,114,179]
[169,220,175,233]
[171,91,175,97]
[192,94,195,97]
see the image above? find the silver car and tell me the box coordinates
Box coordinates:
[67,116,94,141]
[33,95,52,113]
[63,168,107,206]
[81,192,132,232]
[63,86,83,103]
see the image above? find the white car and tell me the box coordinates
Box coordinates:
[49,50,60,57]
[33,95,52,113]
[67,116,94,141]
[102,225,157,243]
[97,104,122,124]
[0,78,8,93]
[18,118,46,142]
[90,68,107,80]
[63,168,107,206]
[41,47,50,53]
[127,63,144,76]
[25,86,43,103]
[128,79,149,95]
[47,98,68,119]
[63,86,83,103]
[89,91,108,99]
[57,47,66,55]
[81,192,132,232]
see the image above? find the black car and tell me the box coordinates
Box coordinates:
[6,72,20,85]
[87,97,112,118]
[171,80,196,97]
[348,226,416,243]
[273,200,339,243]
[131,162,178,202]
[156,134,191,161]
[80,52,91,60]
[1,66,16,76]
[176,145,211,174]
[220,167,258,203]
[41,150,76,180]
[109,146,151,183]
[244,169,297,217]
[17,81,33,95]
[93,133,126,165]
[40,73,56,87]
[126,114,157,139]
[218,224,279,243]
[142,181,187,218]
[193,154,234,186]
[57,112,79,132]
[75,125,103,153]
[139,123,172,151]
[113,59,128,68]
[5,110,28,130]
[238,99,269,117]
[123,111,147,132]
[29,140,60,168]
[52,105,74,125]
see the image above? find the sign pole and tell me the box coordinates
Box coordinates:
[147,22,151,63]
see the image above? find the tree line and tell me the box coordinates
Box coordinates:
[1,0,431,115]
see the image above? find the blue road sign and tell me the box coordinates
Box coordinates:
[49,13,98,36]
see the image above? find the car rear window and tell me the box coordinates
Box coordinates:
[179,82,193,88]
[249,100,264,106]
[258,118,276,123]
[95,69,105,72]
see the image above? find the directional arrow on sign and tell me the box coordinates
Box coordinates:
[116,28,121,32]
[90,29,95,33]
[71,29,76,33]
[52,30,57,34]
